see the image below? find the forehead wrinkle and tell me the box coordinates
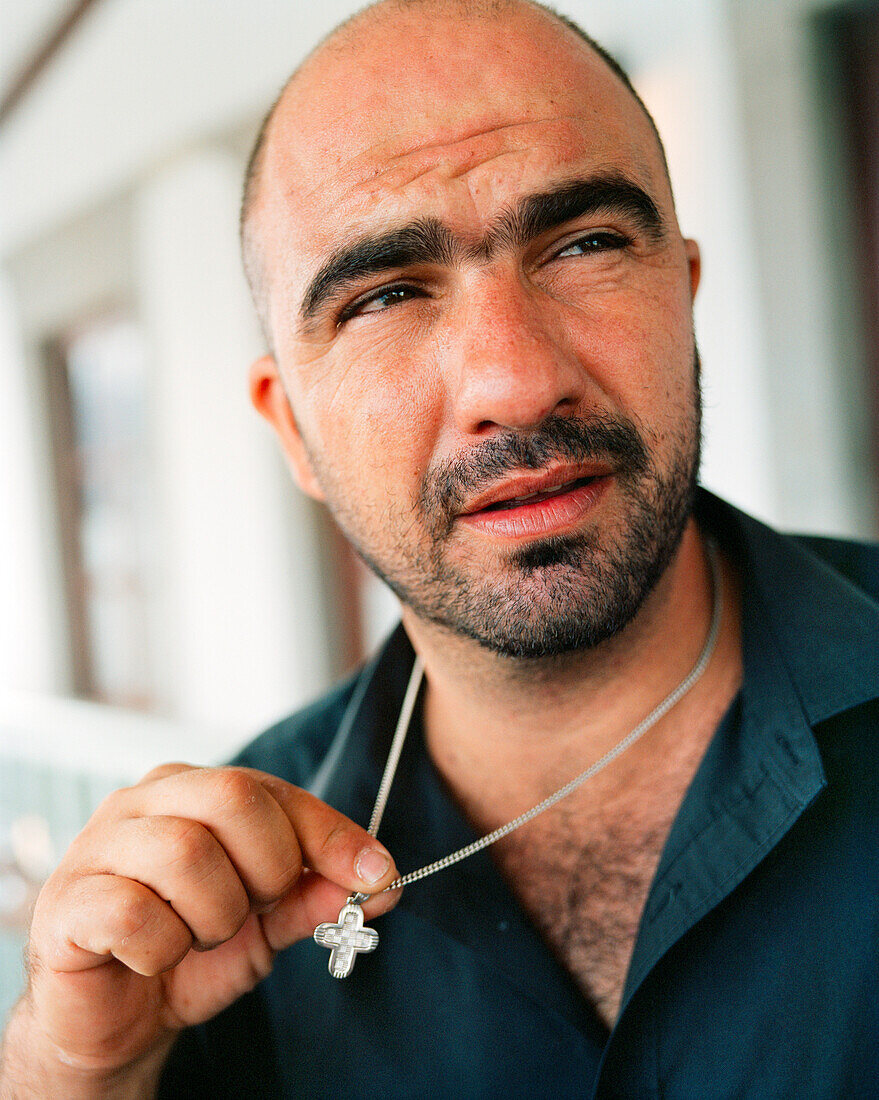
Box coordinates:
[351,117,584,198]
[296,170,667,333]
[287,114,593,217]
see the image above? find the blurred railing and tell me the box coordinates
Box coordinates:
[0,692,226,1023]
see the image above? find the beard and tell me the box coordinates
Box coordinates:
[318,357,702,659]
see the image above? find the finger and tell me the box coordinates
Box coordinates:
[72,816,251,951]
[95,767,303,908]
[36,873,193,977]
[139,762,197,783]
[255,776,399,894]
[110,766,398,900]
[260,869,403,952]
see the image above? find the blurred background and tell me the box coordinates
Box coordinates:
[1,0,878,1015]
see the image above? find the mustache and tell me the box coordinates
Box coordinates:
[421,413,651,533]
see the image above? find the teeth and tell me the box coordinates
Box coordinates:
[490,477,594,511]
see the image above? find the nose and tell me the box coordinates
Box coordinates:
[440,273,586,434]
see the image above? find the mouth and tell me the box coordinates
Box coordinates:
[478,474,600,511]
[457,467,613,540]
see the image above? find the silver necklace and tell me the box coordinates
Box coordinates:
[315,543,723,977]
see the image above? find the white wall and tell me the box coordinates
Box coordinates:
[0,272,62,694]
[729,0,877,536]
[135,148,334,745]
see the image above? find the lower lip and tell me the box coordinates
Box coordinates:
[458,475,612,539]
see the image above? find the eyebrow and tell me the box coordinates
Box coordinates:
[298,172,665,329]
[300,219,458,327]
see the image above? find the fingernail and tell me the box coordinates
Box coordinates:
[355,847,390,885]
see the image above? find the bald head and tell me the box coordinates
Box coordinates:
[240,0,670,343]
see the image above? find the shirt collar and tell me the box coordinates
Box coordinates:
[698,489,879,725]
[621,488,878,1008]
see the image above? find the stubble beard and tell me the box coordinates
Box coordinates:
[318,359,702,660]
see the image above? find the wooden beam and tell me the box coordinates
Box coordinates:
[0,0,105,127]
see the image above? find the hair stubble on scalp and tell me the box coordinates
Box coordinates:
[238,0,673,349]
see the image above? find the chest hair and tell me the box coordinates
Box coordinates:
[439,630,742,1028]
[491,795,682,1029]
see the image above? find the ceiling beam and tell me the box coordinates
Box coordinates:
[0,0,106,128]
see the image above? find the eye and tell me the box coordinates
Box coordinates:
[338,283,423,324]
[553,231,630,259]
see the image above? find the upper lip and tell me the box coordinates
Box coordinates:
[458,463,613,516]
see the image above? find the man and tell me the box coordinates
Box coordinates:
[2,1,878,1096]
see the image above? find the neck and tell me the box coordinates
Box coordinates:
[401,520,743,815]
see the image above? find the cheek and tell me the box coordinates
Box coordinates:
[564,280,695,418]
[298,345,443,501]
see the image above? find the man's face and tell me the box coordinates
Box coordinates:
[251,5,702,658]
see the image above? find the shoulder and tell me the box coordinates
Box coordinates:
[791,532,879,602]
[698,489,879,727]
[229,669,362,786]
[227,622,415,804]
[698,488,879,616]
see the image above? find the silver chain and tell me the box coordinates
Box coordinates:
[351,542,722,903]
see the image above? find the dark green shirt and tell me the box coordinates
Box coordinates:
[159,491,879,1098]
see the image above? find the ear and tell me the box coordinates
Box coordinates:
[684,239,701,300]
[248,354,326,501]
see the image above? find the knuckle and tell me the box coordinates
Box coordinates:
[199,905,249,950]
[190,881,250,950]
[253,859,300,906]
[139,761,193,784]
[221,885,251,935]
[128,923,194,977]
[106,883,157,943]
[319,821,361,861]
[273,858,302,895]
[212,767,262,812]
[89,785,134,822]
[161,818,216,871]
[31,867,64,910]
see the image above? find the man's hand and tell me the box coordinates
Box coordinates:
[0,763,399,1096]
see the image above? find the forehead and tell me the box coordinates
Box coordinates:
[258,8,666,273]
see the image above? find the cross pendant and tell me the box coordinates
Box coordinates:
[313,901,379,978]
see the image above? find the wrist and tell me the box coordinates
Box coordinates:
[0,996,173,1100]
